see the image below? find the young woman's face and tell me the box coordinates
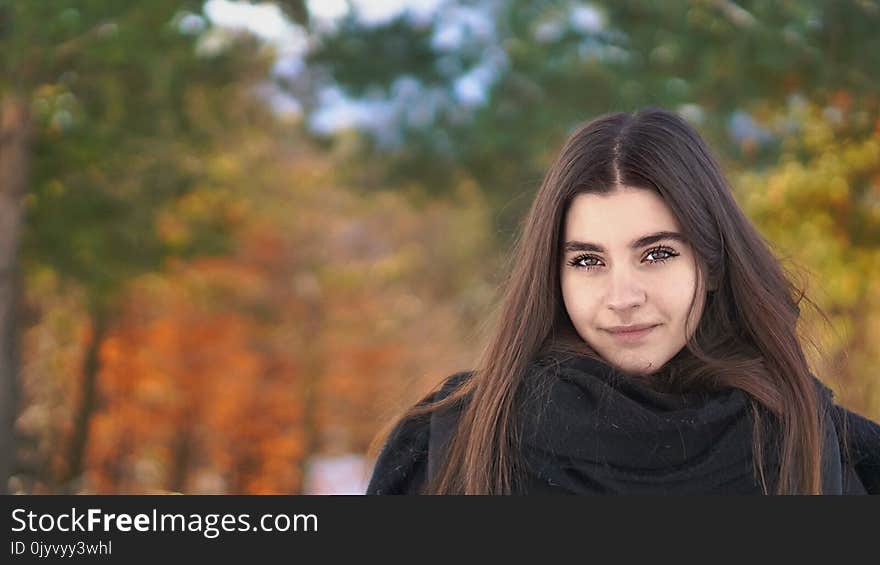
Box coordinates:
[559,187,706,375]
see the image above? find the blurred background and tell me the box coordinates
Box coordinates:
[1,0,878,494]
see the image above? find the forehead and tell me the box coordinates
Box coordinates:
[563,188,681,241]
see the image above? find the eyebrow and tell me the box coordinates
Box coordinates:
[562,231,686,253]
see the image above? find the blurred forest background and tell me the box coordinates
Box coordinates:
[1,0,879,494]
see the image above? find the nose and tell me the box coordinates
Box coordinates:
[605,266,647,312]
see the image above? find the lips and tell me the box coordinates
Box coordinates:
[605,323,658,333]
[603,323,659,343]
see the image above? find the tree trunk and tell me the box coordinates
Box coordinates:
[297,286,322,493]
[60,306,108,492]
[167,413,194,494]
[0,94,31,494]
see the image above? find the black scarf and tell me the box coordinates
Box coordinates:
[511,355,843,494]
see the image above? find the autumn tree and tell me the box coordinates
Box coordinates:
[62,118,496,493]
[2,0,286,492]
[736,100,880,415]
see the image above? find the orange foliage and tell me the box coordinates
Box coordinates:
[86,248,305,494]
[22,137,492,494]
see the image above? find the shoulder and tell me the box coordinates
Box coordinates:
[435,370,473,401]
[812,374,880,494]
[364,371,473,495]
[829,402,880,494]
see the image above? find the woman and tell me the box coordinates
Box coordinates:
[366,108,880,495]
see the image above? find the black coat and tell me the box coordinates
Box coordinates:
[366,363,880,495]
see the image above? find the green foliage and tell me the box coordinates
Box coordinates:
[308,16,443,96]
[4,0,265,308]
[301,0,880,238]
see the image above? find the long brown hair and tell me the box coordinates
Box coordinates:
[379,107,827,494]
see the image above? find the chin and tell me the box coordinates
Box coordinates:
[603,352,664,376]
[618,364,658,376]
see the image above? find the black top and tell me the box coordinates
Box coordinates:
[366,357,880,495]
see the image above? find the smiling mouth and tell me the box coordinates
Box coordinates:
[603,324,660,343]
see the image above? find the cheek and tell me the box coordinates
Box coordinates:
[560,274,598,322]
[662,268,702,324]
[670,285,696,315]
